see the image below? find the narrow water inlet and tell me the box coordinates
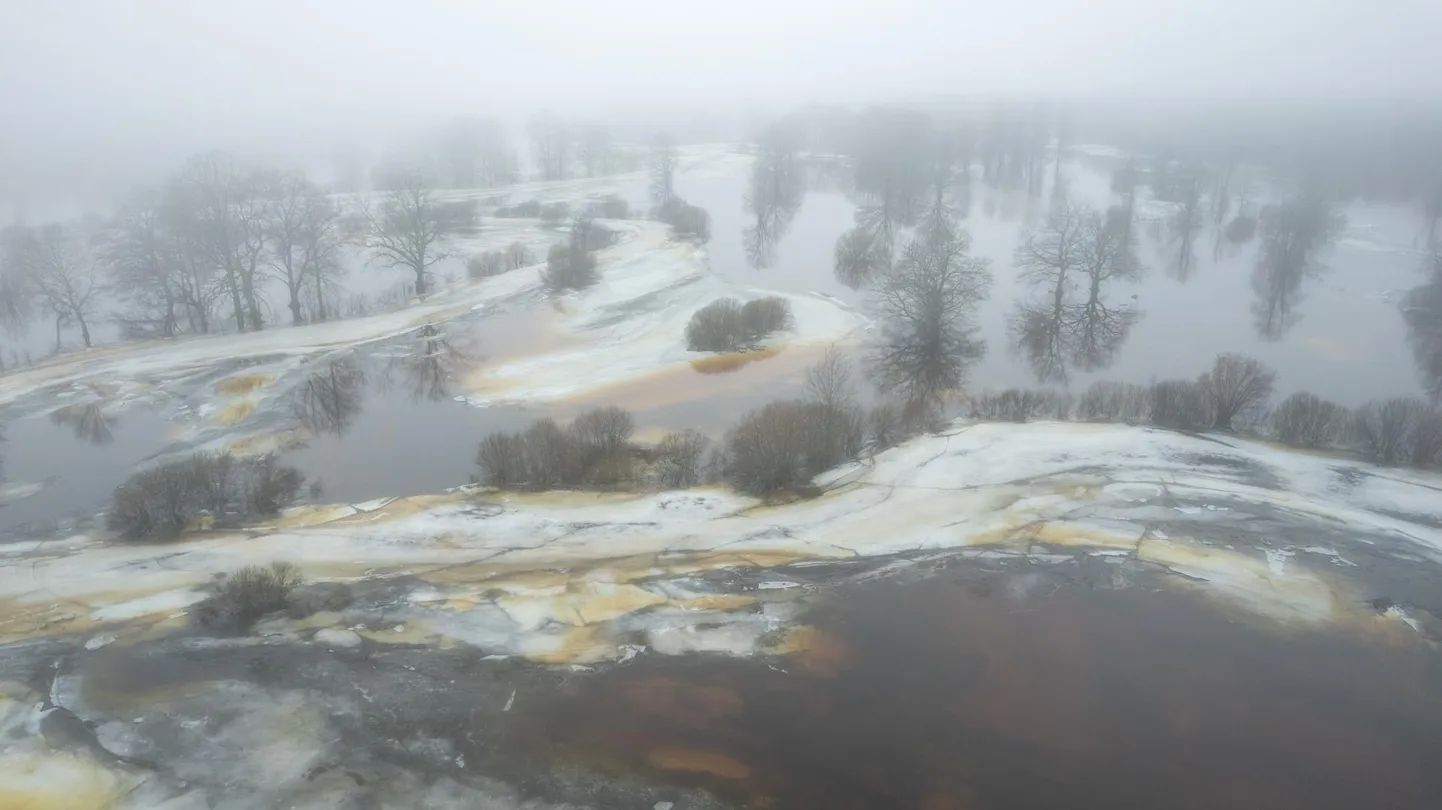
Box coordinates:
[513,567,1442,809]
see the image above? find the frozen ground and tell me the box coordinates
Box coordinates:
[1,422,1441,807]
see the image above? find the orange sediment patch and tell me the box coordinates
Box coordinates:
[215,374,274,396]
[773,625,851,676]
[646,747,751,780]
[688,346,783,374]
[211,400,256,426]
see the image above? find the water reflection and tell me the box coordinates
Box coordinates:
[1404,257,1442,401]
[383,323,478,402]
[1011,203,1143,384]
[1251,196,1344,340]
[1166,171,1206,281]
[742,127,805,270]
[48,402,117,445]
[292,356,367,438]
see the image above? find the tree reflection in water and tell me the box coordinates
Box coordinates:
[292,355,367,438]
[49,402,118,445]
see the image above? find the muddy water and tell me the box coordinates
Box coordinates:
[516,570,1442,809]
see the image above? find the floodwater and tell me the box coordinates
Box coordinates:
[0,405,175,534]
[517,565,1442,810]
[675,154,1431,406]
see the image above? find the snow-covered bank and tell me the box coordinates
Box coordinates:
[5,422,1440,654]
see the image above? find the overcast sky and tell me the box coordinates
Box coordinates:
[1,0,1439,211]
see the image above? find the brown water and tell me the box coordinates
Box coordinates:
[516,570,1442,809]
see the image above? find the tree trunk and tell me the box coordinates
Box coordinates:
[242,271,263,331]
[54,315,62,353]
[227,271,247,332]
[414,263,428,297]
[289,282,303,326]
[78,315,91,348]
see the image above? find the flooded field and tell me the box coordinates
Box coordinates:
[519,564,1442,809]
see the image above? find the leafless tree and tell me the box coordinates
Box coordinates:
[576,123,613,178]
[1352,398,1425,465]
[20,222,103,349]
[265,172,343,325]
[106,190,184,338]
[657,430,710,488]
[1067,210,1143,372]
[833,226,891,289]
[177,152,271,332]
[528,112,570,181]
[1010,202,1088,383]
[804,344,854,409]
[871,220,993,402]
[1168,171,1207,281]
[362,173,454,297]
[1403,254,1442,402]
[1251,195,1344,340]
[1077,380,1152,424]
[1198,353,1276,430]
[434,116,516,188]
[0,226,34,343]
[1149,379,1214,430]
[743,124,805,270]
[650,133,678,204]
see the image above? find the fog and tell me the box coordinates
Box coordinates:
[3,0,1441,213]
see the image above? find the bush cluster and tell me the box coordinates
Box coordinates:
[591,195,630,219]
[684,297,794,352]
[476,406,637,490]
[108,452,306,542]
[190,561,303,635]
[466,242,536,279]
[723,400,864,496]
[494,199,542,218]
[654,196,711,240]
[541,218,604,293]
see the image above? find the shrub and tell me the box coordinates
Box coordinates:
[725,400,862,496]
[1149,380,1213,431]
[1077,381,1152,424]
[506,241,535,269]
[1199,353,1276,430]
[685,297,792,352]
[476,432,529,489]
[1413,407,1442,468]
[868,402,903,450]
[654,196,710,240]
[740,298,792,340]
[467,251,506,279]
[685,299,747,351]
[495,199,542,218]
[108,452,305,542]
[191,561,303,634]
[542,241,599,293]
[474,407,639,491]
[1273,392,1348,448]
[657,430,710,488]
[594,196,630,219]
[539,201,571,225]
[1352,398,1426,465]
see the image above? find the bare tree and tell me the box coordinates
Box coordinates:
[106,190,184,338]
[1353,398,1425,466]
[744,125,805,270]
[1274,392,1347,448]
[833,226,891,289]
[1403,254,1442,402]
[650,133,677,204]
[804,344,854,409]
[528,112,570,181]
[0,224,33,341]
[175,152,271,332]
[576,123,612,178]
[870,218,993,403]
[21,223,103,350]
[1251,195,1344,340]
[1010,202,1088,384]
[1199,353,1276,430]
[292,356,367,437]
[1068,209,1143,372]
[362,174,454,297]
[656,430,709,488]
[1168,171,1207,281]
[265,172,343,325]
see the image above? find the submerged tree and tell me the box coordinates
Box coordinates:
[869,215,992,404]
[386,323,474,401]
[1010,203,1088,384]
[1250,195,1344,340]
[1168,171,1207,281]
[528,112,570,181]
[742,125,805,270]
[650,133,678,204]
[1403,254,1442,402]
[1069,211,1143,371]
[362,174,455,297]
[832,226,891,289]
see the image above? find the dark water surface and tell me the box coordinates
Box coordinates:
[517,570,1442,809]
